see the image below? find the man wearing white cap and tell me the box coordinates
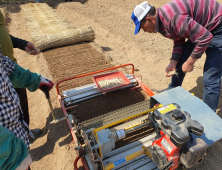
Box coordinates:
[131,0,222,112]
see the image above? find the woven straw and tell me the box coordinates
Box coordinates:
[21,3,95,51]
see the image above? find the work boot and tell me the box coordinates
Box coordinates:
[29,129,43,143]
[31,128,43,138]
[31,129,43,139]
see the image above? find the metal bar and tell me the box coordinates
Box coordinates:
[58,99,77,143]
[104,149,145,170]
[47,98,56,121]
[81,157,89,170]
[117,155,154,170]
[103,133,156,159]
[136,161,157,170]
[130,85,141,90]
[65,105,78,111]
[94,106,162,133]
[104,146,153,170]
[135,77,155,97]
[125,121,152,134]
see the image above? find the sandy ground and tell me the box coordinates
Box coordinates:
[2,0,222,169]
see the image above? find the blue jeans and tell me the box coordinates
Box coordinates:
[170,24,222,112]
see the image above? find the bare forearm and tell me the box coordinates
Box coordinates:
[186,57,198,65]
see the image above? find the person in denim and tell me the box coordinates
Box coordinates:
[169,25,222,112]
[131,0,222,112]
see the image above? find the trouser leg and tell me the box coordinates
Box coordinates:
[203,28,222,112]
[170,40,195,87]
[203,58,222,112]
[15,88,29,126]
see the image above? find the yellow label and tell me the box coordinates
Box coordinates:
[157,104,177,114]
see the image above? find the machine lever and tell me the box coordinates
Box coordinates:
[42,85,62,124]
[41,85,50,99]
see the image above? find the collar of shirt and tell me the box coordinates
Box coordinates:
[155,8,162,33]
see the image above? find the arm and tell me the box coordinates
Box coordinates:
[169,15,213,60]
[10,34,40,55]
[166,15,213,74]
[9,63,41,92]
[165,38,185,76]
[9,64,54,92]
[0,50,53,92]
[9,34,28,51]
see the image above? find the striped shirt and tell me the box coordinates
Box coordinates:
[155,0,222,61]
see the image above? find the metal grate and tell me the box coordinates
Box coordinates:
[78,100,150,131]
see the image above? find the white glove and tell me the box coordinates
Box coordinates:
[39,76,54,91]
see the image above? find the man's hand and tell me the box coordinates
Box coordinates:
[165,60,178,77]
[39,76,54,91]
[25,42,40,55]
[182,57,197,73]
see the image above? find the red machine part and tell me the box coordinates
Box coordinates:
[152,131,180,170]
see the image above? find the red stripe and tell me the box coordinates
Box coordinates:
[164,4,174,18]
[177,0,186,13]
[173,48,183,53]
[187,19,196,33]
[175,15,186,34]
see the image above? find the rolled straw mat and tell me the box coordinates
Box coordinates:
[21,3,95,51]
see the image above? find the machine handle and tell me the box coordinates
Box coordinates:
[41,85,50,99]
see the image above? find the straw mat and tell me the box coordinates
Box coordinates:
[21,3,95,51]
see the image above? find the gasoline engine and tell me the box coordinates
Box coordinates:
[82,103,208,170]
[149,103,207,170]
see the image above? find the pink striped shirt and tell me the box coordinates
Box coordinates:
[155,0,222,61]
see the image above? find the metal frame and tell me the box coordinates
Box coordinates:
[55,63,155,169]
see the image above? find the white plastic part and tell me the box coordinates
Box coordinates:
[97,129,115,156]
[116,129,126,140]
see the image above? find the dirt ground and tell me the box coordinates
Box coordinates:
[2,0,222,169]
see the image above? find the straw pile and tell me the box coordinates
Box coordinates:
[21,3,95,51]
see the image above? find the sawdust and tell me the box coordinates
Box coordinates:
[2,0,222,169]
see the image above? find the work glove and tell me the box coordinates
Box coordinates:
[39,76,54,91]
[25,42,41,55]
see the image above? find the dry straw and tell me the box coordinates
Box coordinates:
[21,3,95,51]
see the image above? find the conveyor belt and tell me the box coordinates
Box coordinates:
[78,100,150,131]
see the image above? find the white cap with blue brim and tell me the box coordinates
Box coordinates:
[131,1,151,35]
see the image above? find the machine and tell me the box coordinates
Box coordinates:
[81,103,207,170]
[53,64,222,170]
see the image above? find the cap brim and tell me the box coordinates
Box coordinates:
[134,21,141,35]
